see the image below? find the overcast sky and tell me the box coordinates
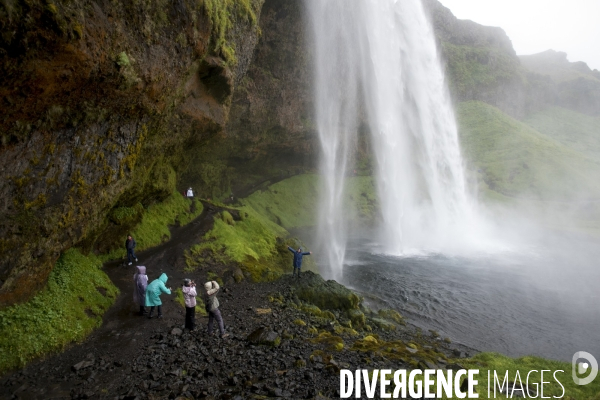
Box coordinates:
[437,0,600,70]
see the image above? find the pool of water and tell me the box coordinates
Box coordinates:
[302,228,600,361]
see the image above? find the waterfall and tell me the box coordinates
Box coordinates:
[309,0,485,280]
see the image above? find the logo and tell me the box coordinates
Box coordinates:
[572,351,598,385]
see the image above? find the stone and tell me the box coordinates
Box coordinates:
[72,360,94,372]
[171,327,183,336]
[247,327,281,347]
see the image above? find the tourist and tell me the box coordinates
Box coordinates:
[287,246,311,278]
[186,187,194,198]
[203,281,229,338]
[125,235,138,265]
[182,278,197,331]
[133,265,148,316]
[145,273,172,319]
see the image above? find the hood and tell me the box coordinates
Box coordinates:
[158,273,168,284]
[136,265,146,275]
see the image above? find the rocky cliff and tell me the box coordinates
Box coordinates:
[0,0,597,307]
[0,0,264,306]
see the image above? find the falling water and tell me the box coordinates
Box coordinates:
[309,0,486,280]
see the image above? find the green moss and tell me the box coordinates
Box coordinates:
[116,51,130,67]
[0,249,118,373]
[173,288,207,317]
[204,0,261,65]
[221,210,235,226]
[293,319,306,326]
[377,308,405,325]
[310,332,344,352]
[185,205,291,280]
[100,191,203,261]
[299,303,336,321]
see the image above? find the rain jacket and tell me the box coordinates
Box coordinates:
[133,265,148,306]
[182,285,197,308]
[288,246,311,268]
[126,237,136,250]
[145,273,171,306]
[203,281,220,312]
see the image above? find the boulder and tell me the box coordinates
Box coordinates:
[247,327,281,347]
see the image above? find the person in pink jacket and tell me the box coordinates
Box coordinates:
[182,278,197,331]
[133,266,148,316]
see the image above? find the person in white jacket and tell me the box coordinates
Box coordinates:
[182,278,197,331]
[203,281,229,338]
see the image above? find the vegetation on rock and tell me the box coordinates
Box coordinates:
[0,249,118,374]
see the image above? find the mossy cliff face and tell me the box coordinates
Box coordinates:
[0,0,264,306]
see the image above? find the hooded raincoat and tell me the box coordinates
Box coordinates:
[133,266,148,306]
[145,273,171,307]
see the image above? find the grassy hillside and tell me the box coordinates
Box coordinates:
[242,174,377,230]
[523,106,600,160]
[457,101,600,201]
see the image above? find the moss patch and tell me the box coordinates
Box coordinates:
[101,191,203,261]
[0,249,118,373]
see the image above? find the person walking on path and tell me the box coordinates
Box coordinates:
[125,235,138,265]
[133,265,148,316]
[287,246,311,278]
[182,278,198,331]
[203,281,229,338]
[186,187,194,198]
[145,273,171,318]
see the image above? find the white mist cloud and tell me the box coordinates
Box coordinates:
[437,0,600,70]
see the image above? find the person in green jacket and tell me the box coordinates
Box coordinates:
[145,273,172,319]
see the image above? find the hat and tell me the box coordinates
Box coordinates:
[183,278,191,287]
[204,282,213,291]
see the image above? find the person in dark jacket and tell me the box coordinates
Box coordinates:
[133,265,148,315]
[125,235,138,265]
[287,246,311,278]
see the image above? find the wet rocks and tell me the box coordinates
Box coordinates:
[247,327,281,347]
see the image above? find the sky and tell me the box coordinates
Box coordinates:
[437,0,600,70]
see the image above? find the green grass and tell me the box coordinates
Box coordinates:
[523,106,600,161]
[242,174,377,229]
[100,191,203,262]
[459,352,600,400]
[442,42,521,99]
[0,249,118,374]
[457,101,600,201]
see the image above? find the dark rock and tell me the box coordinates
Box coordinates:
[247,327,281,347]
